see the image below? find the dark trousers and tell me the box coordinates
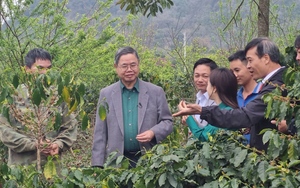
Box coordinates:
[124,151,141,168]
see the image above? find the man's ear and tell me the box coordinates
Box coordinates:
[114,63,117,68]
[263,54,271,65]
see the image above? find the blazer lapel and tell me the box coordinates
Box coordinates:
[138,80,149,133]
[112,81,124,136]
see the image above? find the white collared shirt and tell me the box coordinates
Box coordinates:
[193,91,216,128]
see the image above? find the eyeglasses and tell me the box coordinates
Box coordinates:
[118,63,139,71]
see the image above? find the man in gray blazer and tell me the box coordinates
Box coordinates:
[91,46,173,168]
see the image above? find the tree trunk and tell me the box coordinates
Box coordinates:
[37,144,41,171]
[257,0,270,37]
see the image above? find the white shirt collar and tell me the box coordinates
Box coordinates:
[196,91,215,106]
[196,91,209,101]
[262,67,282,84]
[193,91,215,128]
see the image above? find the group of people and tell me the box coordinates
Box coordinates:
[0,35,299,170]
[92,36,300,168]
[174,36,299,152]
[181,51,263,144]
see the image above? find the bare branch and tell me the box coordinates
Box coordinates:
[223,0,244,31]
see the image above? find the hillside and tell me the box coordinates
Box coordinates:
[59,0,300,50]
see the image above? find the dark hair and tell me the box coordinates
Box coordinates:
[193,58,218,72]
[114,46,139,65]
[244,37,280,64]
[209,68,238,109]
[228,50,247,66]
[294,35,300,49]
[25,48,52,68]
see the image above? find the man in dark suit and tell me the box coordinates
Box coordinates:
[173,37,284,151]
[91,46,173,168]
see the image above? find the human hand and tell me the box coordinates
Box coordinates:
[181,115,188,125]
[173,101,202,117]
[271,119,288,133]
[136,130,155,143]
[39,139,51,155]
[49,143,59,156]
[178,100,187,110]
[40,140,59,156]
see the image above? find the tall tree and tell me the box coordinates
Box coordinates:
[257,0,270,37]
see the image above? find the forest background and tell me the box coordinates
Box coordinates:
[0,0,300,187]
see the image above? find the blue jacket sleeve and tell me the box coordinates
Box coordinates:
[186,116,220,142]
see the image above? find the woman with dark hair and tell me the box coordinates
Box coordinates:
[181,68,238,141]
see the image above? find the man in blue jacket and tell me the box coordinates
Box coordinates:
[229,50,263,145]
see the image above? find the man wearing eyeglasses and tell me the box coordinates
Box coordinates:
[92,46,173,168]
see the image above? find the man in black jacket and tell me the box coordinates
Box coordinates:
[173,37,284,151]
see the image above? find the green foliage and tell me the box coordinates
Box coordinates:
[116,0,174,17]
[2,130,300,187]
[1,0,300,187]
[0,68,88,172]
[0,142,8,164]
[44,159,57,180]
[263,47,300,131]
[1,69,87,124]
[0,0,125,117]
[281,46,297,67]
[98,98,108,121]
